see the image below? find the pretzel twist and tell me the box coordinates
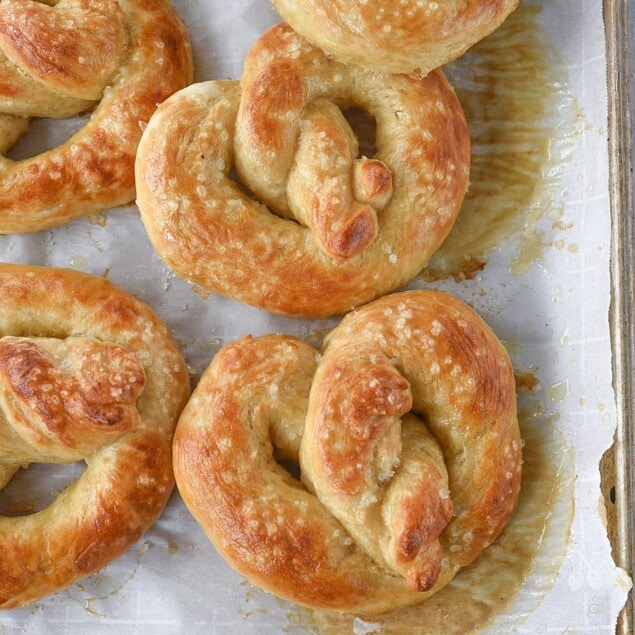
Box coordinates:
[0,264,190,609]
[135,23,470,317]
[272,0,519,76]
[0,0,192,233]
[173,290,521,613]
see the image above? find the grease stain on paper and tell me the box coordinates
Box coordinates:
[305,402,575,635]
[63,542,150,618]
[422,4,583,283]
[548,379,570,403]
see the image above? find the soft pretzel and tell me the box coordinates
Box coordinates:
[272,0,519,76]
[0,264,190,609]
[0,0,192,233]
[135,23,470,317]
[173,290,521,613]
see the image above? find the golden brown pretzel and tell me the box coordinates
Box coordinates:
[0,264,190,609]
[135,23,470,317]
[272,0,519,75]
[0,0,193,233]
[173,290,521,613]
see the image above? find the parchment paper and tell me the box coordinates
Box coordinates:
[0,0,631,633]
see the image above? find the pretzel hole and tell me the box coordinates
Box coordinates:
[226,166,259,201]
[5,113,89,161]
[342,107,377,158]
[0,461,85,517]
[275,455,302,482]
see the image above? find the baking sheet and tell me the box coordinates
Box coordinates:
[601,0,635,632]
[0,0,632,632]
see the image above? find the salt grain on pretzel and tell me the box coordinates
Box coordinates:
[0,0,193,233]
[272,0,519,76]
[173,290,521,613]
[135,23,470,317]
[0,264,190,609]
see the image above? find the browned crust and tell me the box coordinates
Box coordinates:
[173,290,521,613]
[135,24,470,317]
[0,337,145,452]
[174,335,410,613]
[304,291,521,571]
[0,0,193,233]
[0,430,173,609]
[0,264,190,608]
[0,0,128,103]
[272,0,519,75]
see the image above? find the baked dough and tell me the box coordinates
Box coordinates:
[0,264,190,609]
[173,290,521,613]
[0,0,193,233]
[135,23,470,317]
[272,0,519,75]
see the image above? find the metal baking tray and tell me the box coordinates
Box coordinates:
[602,0,634,632]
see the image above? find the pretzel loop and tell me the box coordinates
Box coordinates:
[173,290,521,613]
[0,265,190,609]
[235,40,397,260]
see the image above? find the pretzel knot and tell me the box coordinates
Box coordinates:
[272,0,519,76]
[0,0,192,233]
[173,290,521,613]
[135,23,470,317]
[0,265,190,609]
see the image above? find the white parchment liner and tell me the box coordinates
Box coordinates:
[0,0,630,633]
